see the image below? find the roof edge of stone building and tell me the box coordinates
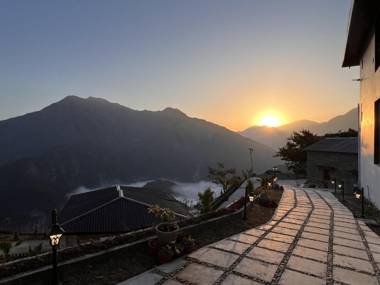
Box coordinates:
[305,137,358,154]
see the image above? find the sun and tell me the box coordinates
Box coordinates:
[258,115,282,127]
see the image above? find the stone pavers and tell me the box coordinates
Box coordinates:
[120,185,380,285]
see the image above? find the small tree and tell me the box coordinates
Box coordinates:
[246,179,254,196]
[198,188,214,214]
[0,242,12,261]
[276,130,321,175]
[208,163,240,194]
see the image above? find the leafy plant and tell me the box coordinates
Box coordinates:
[0,242,12,261]
[258,192,278,208]
[148,205,176,223]
[208,163,240,194]
[260,176,275,188]
[197,188,214,214]
[158,244,174,256]
[246,179,254,196]
[181,235,196,253]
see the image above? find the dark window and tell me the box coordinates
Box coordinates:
[375,99,380,164]
[323,169,331,181]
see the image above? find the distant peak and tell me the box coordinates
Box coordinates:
[161,107,187,117]
[61,95,82,102]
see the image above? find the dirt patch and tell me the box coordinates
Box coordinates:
[62,189,283,285]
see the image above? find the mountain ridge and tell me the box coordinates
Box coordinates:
[241,107,358,150]
[0,95,278,221]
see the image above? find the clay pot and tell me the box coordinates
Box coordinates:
[155,222,179,244]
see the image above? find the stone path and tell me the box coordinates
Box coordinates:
[121,186,380,285]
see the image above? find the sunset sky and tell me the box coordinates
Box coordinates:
[0,0,358,131]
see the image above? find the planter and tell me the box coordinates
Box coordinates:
[158,252,173,264]
[157,244,174,264]
[155,222,179,244]
[148,239,158,256]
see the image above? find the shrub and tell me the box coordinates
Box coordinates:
[148,205,176,223]
[258,192,278,208]
[197,188,214,214]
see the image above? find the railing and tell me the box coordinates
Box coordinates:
[211,178,246,210]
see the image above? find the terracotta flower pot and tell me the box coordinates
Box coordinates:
[155,222,179,244]
[148,239,159,256]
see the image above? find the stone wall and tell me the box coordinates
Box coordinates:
[306,151,358,193]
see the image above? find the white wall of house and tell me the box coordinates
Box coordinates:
[360,33,380,208]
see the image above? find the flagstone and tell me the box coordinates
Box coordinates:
[279,269,325,285]
[176,263,224,284]
[287,255,326,278]
[189,247,239,268]
[234,258,277,282]
[333,267,378,285]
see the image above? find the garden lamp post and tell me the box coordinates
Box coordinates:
[243,185,248,220]
[353,187,365,218]
[338,183,344,202]
[49,209,64,285]
[331,179,336,195]
[248,147,254,176]
[243,180,254,220]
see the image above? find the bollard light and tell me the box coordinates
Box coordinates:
[353,187,365,218]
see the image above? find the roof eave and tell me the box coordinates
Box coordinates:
[342,0,380,68]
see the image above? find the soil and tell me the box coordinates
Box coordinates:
[62,189,283,285]
[332,192,380,237]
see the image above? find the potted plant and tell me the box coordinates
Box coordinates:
[157,244,174,264]
[181,235,196,254]
[148,205,179,244]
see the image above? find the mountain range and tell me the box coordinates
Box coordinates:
[240,108,358,149]
[0,96,278,221]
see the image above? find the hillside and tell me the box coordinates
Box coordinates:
[0,96,278,221]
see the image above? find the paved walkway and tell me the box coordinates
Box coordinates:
[121,186,380,285]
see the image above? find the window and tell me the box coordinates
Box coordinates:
[375,99,380,164]
[376,20,380,71]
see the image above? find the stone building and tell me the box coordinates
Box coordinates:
[305,137,358,193]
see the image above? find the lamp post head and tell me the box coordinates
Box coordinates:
[338,184,342,189]
[331,180,335,185]
[353,188,362,200]
[249,195,254,202]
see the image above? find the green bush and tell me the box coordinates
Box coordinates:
[197,188,214,214]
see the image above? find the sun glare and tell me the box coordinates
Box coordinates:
[258,115,282,127]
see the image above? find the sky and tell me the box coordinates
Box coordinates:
[0,0,358,131]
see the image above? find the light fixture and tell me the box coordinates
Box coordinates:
[49,232,63,247]
[249,195,254,202]
[331,180,335,185]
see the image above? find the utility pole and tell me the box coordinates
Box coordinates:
[249,147,253,176]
